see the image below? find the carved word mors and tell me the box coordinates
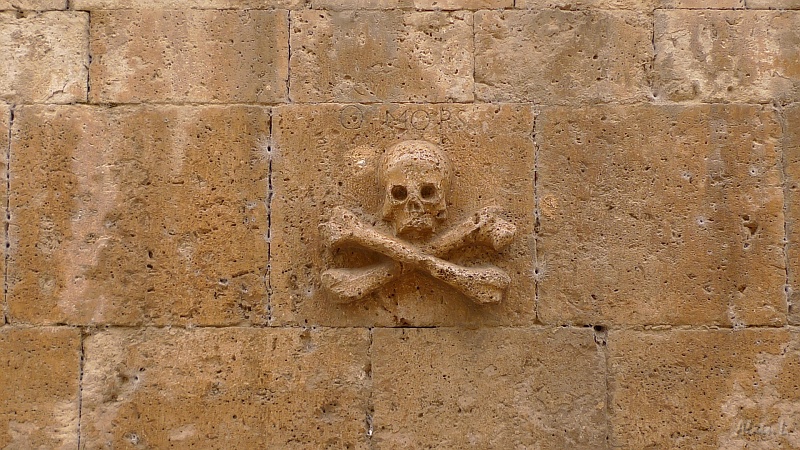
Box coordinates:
[320,140,517,304]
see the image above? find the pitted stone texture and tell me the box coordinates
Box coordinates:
[787,104,800,325]
[0,327,80,450]
[748,0,800,8]
[538,105,785,327]
[0,12,88,104]
[90,10,288,104]
[290,11,473,103]
[0,0,66,8]
[516,0,743,8]
[0,105,7,324]
[654,11,800,103]
[81,328,370,449]
[314,0,509,9]
[372,327,606,449]
[610,329,800,449]
[271,104,534,327]
[8,105,269,326]
[75,0,303,8]
[475,10,652,104]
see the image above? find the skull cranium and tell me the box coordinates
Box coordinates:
[379,140,451,238]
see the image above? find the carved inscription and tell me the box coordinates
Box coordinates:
[320,140,516,304]
[338,105,468,131]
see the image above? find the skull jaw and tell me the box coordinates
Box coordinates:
[394,214,437,239]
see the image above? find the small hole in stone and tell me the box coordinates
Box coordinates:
[593,325,606,333]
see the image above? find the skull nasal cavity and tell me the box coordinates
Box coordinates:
[391,185,408,201]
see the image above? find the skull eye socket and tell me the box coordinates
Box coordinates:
[391,185,408,201]
[420,184,437,200]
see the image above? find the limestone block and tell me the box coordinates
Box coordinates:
[0,0,66,8]
[271,104,535,326]
[289,11,474,103]
[654,11,800,103]
[313,0,510,9]
[372,327,606,448]
[538,105,786,327]
[0,12,88,104]
[610,329,800,449]
[0,327,80,449]
[8,105,269,326]
[89,10,288,104]
[475,10,652,104]
[748,0,800,8]
[80,328,370,449]
[75,0,303,8]
[516,0,744,8]
[0,105,7,323]
[787,104,800,325]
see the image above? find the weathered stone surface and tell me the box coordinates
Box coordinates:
[314,0,509,9]
[475,10,652,104]
[610,329,800,449]
[538,105,786,327]
[372,327,606,449]
[75,0,303,8]
[271,104,534,326]
[0,105,7,324]
[0,327,80,449]
[747,0,800,8]
[90,10,288,104]
[787,104,800,325]
[8,105,269,326]
[290,11,473,103]
[516,0,743,8]
[0,12,88,104]
[0,0,66,8]
[654,11,800,103]
[81,327,370,449]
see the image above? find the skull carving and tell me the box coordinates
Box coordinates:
[379,140,451,238]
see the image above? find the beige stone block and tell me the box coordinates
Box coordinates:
[0,327,80,449]
[313,0,510,9]
[289,11,474,103]
[81,327,370,449]
[538,105,786,327]
[8,105,269,326]
[610,329,800,449]
[271,104,535,326]
[516,0,744,8]
[372,327,606,448]
[75,0,304,8]
[475,10,651,104]
[0,0,66,8]
[90,10,288,104]
[0,12,88,104]
[748,0,800,8]
[654,11,800,103]
[787,104,800,325]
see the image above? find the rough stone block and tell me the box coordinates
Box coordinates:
[0,327,80,449]
[289,11,474,103]
[8,105,269,326]
[372,327,606,449]
[537,105,786,327]
[313,0,510,9]
[475,10,652,104]
[654,11,800,103]
[75,0,303,8]
[0,0,67,8]
[516,0,744,8]
[0,12,88,104]
[271,104,535,326]
[610,329,800,449]
[748,0,800,8]
[80,328,370,449]
[787,104,800,325]
[90,10,288,104]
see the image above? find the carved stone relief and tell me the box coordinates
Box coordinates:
[320,140,517,304]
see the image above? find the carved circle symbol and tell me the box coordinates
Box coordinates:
[339,105,364,129]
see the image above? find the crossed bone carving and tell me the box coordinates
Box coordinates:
[320,140,517,304]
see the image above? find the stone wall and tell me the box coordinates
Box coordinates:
[1,1,799,449]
